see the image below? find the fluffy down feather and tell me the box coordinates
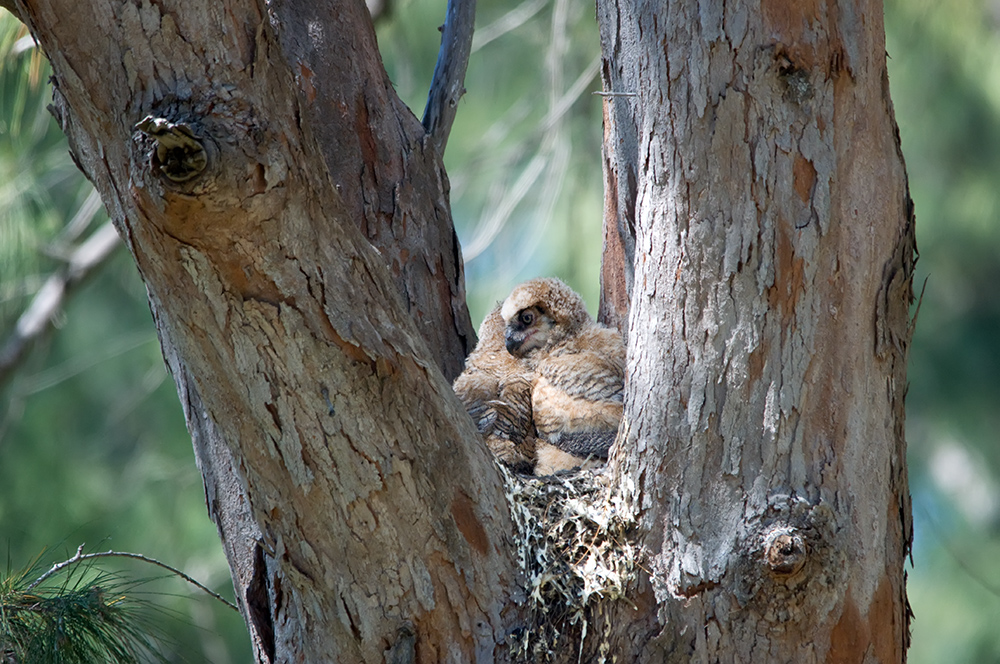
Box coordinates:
[452,304,537,473]
[500,278,625,475]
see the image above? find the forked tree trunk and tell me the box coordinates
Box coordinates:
[6,0,913,661]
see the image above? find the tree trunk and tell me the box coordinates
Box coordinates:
[6,0,913,661]
[6,0,521,661]
[599,0,913,661]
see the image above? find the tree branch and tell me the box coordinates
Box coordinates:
[26,544,239,611]
[421,0,476,154]
[0,220,121,385]
[13,0,516,657]
[265,0,478,380]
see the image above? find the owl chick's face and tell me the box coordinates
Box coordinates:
[500,278,590,359]
[504,305,555,358]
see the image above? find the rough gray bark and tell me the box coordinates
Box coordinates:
[265,0,477,382]
[7,0,521,661]
[421,0,477,153]
[599,0,913,661]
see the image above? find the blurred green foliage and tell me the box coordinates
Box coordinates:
[1,0,999,660]
[885,0,1000,660]
[0,13,250,663]
[379,0,606,321]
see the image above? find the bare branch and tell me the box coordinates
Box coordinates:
[26,543,87,589]
[365,0,390,21]
[421,0,477,154]
[46,189,104,257]
[27,545,239,611]
[0,220,121,385]
[471,0,546,53]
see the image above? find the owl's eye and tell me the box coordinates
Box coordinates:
[518,310,535,326]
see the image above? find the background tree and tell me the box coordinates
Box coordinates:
[0,0,989,657]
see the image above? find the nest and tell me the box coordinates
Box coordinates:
[499,465,639,662]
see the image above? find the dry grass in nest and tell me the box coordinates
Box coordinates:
[499,465,639,661]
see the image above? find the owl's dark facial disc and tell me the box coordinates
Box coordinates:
[504,306,550,357]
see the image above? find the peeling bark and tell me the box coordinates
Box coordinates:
[9,0,519,661]
[599,0,913,661]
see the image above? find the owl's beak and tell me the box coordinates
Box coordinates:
[504,326,524,354]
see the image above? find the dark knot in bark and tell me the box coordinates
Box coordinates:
[763,527,807,577]
[135,116,208,183]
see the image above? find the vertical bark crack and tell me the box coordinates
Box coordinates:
[247,542,277,663]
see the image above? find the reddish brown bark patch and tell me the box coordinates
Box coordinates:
[747,337,769,387]
[297,62,316,104]
[599,209,630,334]
[354,95,378,176]
[827,588,868,664]
[769,220,806,330]
[868,574,901,664]
[598,97,631,334]
[794,154,817,203]
[760,0,822,69]
[826,577,900,664]
[450,489,489,555]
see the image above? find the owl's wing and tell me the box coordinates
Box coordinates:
[482,373,536,474]
[453,368,501,431]
[531,346,624,468]
[454,361,536,473]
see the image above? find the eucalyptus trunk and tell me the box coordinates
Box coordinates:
[5,0,518,661]
[599,0,914,660]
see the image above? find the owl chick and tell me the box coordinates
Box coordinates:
[501,278,626,476]
[453,304,537,474]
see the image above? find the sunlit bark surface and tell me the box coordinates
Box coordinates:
[599,0,913,661]
[8,1,519,661]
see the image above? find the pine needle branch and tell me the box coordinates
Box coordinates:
[27,546,238,612]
